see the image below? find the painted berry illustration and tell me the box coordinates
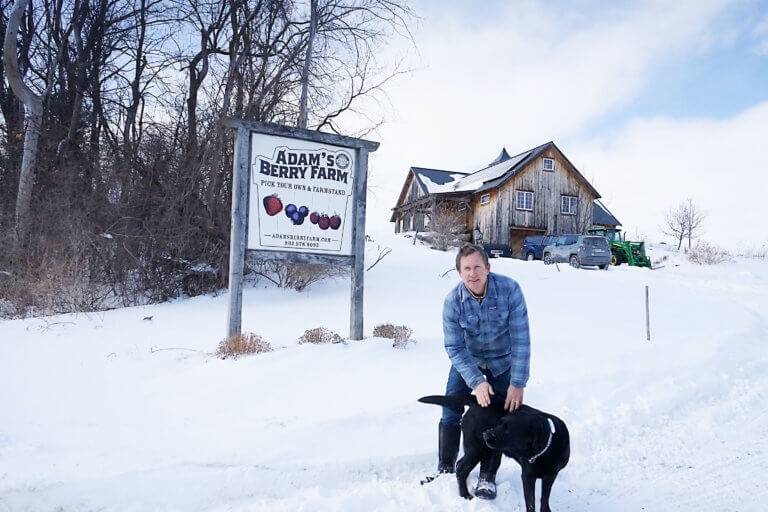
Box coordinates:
[285,204,309,225]
[318,214,330,230]
[310,212,319,224]
[263,195,283,216]
[329,214,341,230]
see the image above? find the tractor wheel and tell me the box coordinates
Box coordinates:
[569,255,580,269]
[526,252,535,261]
[543,253,553,265]
[611,254,621,266]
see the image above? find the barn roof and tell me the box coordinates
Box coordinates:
[490,147,511,165]
[411,167,469,194]
[450,141,600,198]
[593,200,621,226]
[393,141,602,221]
[451,142,550,193]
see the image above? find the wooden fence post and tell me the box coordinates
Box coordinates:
[226,128,250,338]
[349,147,369,340]
[645,285,650,342]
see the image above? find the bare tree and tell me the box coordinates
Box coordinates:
[573,197,593,234]
[662,204,687,250]
[3,0,44,241]
[428,201,467,251]
[297,0,316,129]
[0,0,416,316]
[662,198,706,250]
[682,197,705,249]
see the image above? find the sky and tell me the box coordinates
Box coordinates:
[359,0,768,248]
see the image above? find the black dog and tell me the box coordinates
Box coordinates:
[419,395,569,511]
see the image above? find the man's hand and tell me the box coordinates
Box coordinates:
[504,385,524,412]
[473,381,494,407]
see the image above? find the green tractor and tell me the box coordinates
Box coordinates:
[588,227,652,268]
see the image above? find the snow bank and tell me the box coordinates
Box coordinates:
[1,235,767,511]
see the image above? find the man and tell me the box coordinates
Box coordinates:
[437,244,530,499]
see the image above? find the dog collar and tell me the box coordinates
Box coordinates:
[528,418,556,463]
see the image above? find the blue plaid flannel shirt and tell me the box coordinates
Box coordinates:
[442,272,530,390]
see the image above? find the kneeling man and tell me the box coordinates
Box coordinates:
[437,244,531,499]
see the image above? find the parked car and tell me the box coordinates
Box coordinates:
[481,243,513,258]
[542,235,611,269]
[521,235,558,261]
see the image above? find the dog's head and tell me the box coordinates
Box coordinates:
[482,412,546,457]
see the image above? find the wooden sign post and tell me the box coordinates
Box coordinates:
[224,119,379,341]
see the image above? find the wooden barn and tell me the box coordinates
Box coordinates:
[391,142,620,257]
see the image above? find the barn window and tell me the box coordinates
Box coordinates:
[516,190,533,211]
[543,158,555,171]
[561,195,578,215]
[458,201,469,211]
[480,193,491,205]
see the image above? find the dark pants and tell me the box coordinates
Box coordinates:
[439,365,510,426]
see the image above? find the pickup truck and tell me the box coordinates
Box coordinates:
[520,235,557,261]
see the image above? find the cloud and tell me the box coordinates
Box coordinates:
[571,101,768,247]
[751,12,768,55]
[753,12,768,35]
[365,0,740,237]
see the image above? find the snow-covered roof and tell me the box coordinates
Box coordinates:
[396,142,600,211]
[451,143,550,193]
[411,167,468,194]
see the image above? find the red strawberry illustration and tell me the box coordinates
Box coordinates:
[329,215,341,230]
[310,212,319,224]
[318,214,330,230]
[263,194,283,216]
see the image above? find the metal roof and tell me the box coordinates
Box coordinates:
[490,147,511,165]
[452,142,551,193]
[394,142,602,221]
[411,167,468,194]
[593,200,621,226]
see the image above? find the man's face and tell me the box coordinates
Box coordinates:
[458,252,490,296]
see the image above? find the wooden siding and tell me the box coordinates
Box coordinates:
[468,146,596,245]
[405,173,424,202]
[394,171,428,232]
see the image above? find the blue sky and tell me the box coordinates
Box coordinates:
[587,1,768,133]
[364,0,768,247]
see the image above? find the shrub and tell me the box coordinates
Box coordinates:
[428,202,469,251]
[688,242,731,265]
[373,323,414,348]
[738,245,768,259]
[248,261,348,291]
[216,332,272,359]
[298,327,344,344]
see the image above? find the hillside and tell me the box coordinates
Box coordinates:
[1,236,766,511]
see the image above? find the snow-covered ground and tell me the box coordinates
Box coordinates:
[1,235,767,511]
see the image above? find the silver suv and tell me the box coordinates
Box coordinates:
[542,235,611,269]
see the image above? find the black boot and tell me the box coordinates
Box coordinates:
[474,474,497,500]
[437,423,461,473]
[475,451,501,499]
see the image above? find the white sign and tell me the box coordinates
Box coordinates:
[248,133,355,254]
